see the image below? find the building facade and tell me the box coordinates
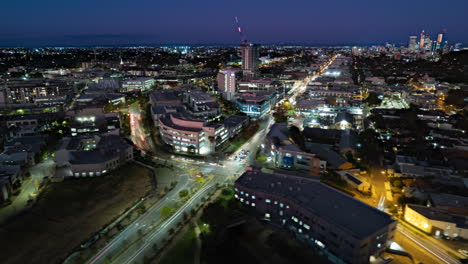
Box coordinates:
[235,169,397,264]
[241,43,260,80]
[121,77,155,92]
[217,67,239,101]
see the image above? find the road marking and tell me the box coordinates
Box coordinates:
[122,183,215,264]
[398,227,458,264]
[88,241,117,264]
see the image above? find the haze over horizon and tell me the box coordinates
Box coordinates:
[1,0,467,47]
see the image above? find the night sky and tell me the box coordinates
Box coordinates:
[1,0,467,47]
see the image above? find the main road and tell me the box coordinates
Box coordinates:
[84,56,336,264]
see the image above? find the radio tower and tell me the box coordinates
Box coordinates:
[235,16,247,44]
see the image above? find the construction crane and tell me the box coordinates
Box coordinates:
[235,16,247,44]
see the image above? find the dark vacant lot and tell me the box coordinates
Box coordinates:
[0,163,153,264]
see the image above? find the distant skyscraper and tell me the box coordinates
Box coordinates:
[409,36,418,51]
[217,67,239,101]
[419,30,427,49]
[435,33,444,50]
[424,35,432,50]
[437,33,444,43]
[241,43,260,80]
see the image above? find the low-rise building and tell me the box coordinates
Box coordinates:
[404,204,468,239]
[263,123,325,176]
[53,133,133,177]
[121,77,155,92]
[235,91,278,118]
[159,114,207,155]
[219,115,249,140]
[235,169,397,264]
[0,136,46,166]
[158,113,246,155]
[0,164,22,202]
[66,107,120,136]
[182,91,220,119]
[149,90,181,106]
[238,78,281,93]
[0,79,72,107]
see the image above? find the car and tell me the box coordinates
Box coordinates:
[459,249,468,257]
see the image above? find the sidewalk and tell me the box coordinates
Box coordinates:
[0,159,55,224]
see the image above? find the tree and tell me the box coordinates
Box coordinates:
[152,243,158,253]
[179,189,189,199]
[257,156,267,163]
[368,114,386,130]
[392,179,403,189]
[160,206,175,219]
[168,228,175,235]
[289,126,305,150]
[196,177,205,186]
[137,204,146,215]
[364,92,382,107]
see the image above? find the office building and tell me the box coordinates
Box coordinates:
[404,204,468,239]
[437,33,444,43]
[241,43,260,80]
[419,31,426,48]
[53,133,133,178]
[158,113,228,155]
[235,92,276,118]
[217,67,240,101]
[0,80,71,106]
[408,36,418,51]
[121,77,155,92]
[238,78,281,93]
[424,35,432,50]
[263,123,325,175]
[235,169,397,264]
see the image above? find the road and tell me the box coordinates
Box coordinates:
[84,56,335,264]
[394,226,461,264]
[129,103,155,153]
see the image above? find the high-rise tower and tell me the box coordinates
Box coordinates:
[419,30,426,48]
[217,67,240,101]
[409,36,418,51]
[241,43,260,80]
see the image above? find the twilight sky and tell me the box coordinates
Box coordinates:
[1,0,467,46]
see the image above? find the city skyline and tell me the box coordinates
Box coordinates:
[1,0,467,47]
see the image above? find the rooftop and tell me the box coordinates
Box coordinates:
[407,204,468,229]
[430,193,468,210]
[159,114,204,132]
[236,170,395,239]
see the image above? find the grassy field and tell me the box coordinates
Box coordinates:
[158,226,198,264]
[0,163,153,264]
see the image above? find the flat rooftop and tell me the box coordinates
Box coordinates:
[235,170,395,239]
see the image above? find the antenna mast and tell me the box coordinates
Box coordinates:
[235,16,247,44]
